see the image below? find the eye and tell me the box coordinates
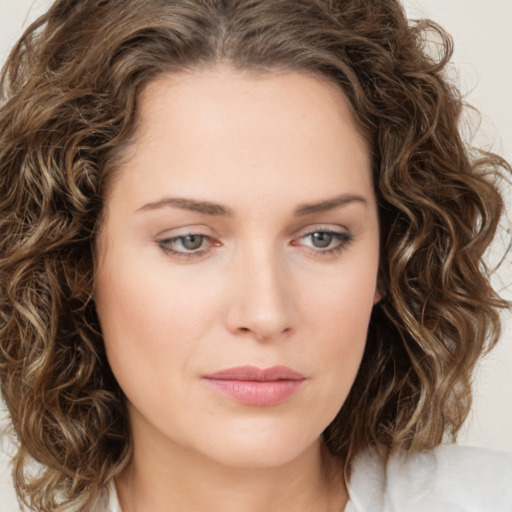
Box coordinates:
[157,233,215,259]
[176,234,205,251]
[308,231,336,248]
[294,228,353,256]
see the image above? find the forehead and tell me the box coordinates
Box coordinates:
[109,65,374,212]
[138,65,361,126]
[135,66,366,151]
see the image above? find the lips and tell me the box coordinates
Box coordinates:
[202,365,306,406]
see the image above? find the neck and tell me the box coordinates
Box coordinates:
[116,435,347,512]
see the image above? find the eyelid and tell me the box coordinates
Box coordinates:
[155,223,216,238]
[291,225,354,256]
[292,224,350,240]
[156,228,220,260]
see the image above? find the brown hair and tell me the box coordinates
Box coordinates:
[0,0,510,510]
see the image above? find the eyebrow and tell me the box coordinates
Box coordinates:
[136,193,367,217]
[137,197,233,216]
[294,193,367,215]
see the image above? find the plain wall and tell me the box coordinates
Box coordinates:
[1,0,511,509]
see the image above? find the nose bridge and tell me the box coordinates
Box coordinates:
[226,238,294,340]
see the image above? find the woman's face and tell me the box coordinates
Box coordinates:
[95,66,380,469]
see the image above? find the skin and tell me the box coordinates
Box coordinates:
[94,65,381,512]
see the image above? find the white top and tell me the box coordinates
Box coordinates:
[105,444,512,512]
[344,444,512,511]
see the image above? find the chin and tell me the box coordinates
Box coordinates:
[192,421,323,470]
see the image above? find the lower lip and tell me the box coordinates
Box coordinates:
[203,379,304,406]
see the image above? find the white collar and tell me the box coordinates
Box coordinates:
[106,481,123,512]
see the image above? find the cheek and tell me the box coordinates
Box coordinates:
[297,252,378,402]
[94,248,219,399]
[309,289,370,383]
[97,245,216,333]
[296,297,371,440]
[302,259,377,347]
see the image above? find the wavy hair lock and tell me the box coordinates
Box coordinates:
[0,0,509,510]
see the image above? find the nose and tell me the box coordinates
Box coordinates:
[225,245,295,342]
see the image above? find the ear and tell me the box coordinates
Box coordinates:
[373,278,385,305]
[373,267,385,305]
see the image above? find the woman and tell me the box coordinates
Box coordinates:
[0,0,511,511]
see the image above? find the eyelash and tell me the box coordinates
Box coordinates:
[157,228,353,260]
[158,233,215,260]
[294,229,354,257]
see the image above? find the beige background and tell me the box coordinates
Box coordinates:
[1,0,511,509]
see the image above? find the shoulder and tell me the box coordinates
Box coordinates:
[346,444,512,512]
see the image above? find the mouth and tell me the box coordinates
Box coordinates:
[202,365,306,406]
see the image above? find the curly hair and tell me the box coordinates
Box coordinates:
[0,0,509,510]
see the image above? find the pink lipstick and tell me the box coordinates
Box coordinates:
[202,365,306,406]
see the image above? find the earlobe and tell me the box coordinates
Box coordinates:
[373,285,384,305]
[373,272,384,305]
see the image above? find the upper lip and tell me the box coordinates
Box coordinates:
[203,365,306,382]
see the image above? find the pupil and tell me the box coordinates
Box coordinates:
[312,232,332,248]
[182,235,203,250]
